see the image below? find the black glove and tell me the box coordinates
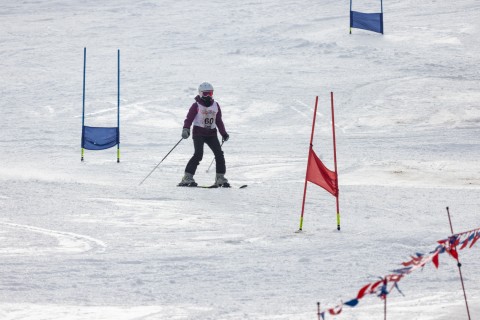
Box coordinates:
[182,128,190,139]
[222,133,229,142]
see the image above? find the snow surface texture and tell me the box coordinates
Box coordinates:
[0,0,479,319]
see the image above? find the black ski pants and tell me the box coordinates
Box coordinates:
[185,135,225,175]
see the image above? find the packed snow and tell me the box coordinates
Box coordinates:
[0,0,479,319]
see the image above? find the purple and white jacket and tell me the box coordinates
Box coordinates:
[183,96,227,138]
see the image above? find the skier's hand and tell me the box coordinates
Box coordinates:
[182,128,190,139]
[222,133,229,142]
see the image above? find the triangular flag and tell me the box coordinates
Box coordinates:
[344,299,359,307]
[469,232,480,248]
[328,305,342,315]
[307,149,338,196]
[357,283,371,299]
[432,252,440,268]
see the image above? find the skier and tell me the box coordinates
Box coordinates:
[178,82,230,187]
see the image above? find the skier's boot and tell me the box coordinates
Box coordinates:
[178,172,197,187]
[215,173,230,188]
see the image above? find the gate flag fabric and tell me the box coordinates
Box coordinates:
[350,0,384,34]
[307,149,338,196]
[82,126,119,150]
[351,11,383,34]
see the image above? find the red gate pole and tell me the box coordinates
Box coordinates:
[331,92,340,230]
[298,96,319,231]
[446,207,471,320]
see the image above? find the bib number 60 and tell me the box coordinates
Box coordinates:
[204,117,214,128]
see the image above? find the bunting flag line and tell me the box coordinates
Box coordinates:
[317,226,480,318]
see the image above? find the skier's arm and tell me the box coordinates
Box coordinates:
[216,104,227,137]
[183,103,197,129]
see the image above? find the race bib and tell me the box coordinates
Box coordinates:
[193,102,218,129]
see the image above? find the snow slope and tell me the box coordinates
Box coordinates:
[0,0,479,319]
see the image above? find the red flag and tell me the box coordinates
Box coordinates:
[432,252,440,268]
[328,305,342,315]
[357,283,371,299]
[469,233,480,248]
[448,247,459,260]
[460,237,470,250]
[307,149,338,196]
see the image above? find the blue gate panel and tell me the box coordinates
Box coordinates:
[82,126,119,150]
[351,11,383,34]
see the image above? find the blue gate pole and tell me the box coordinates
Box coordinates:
[380,0,384,34]
[81,47,86,161]
[117,49,120,163]
[349,0,353,34]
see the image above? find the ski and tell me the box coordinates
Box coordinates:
[199,184,248,189]
[178,184,248,189]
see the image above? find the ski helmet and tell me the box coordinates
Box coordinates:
[198,82,214,97]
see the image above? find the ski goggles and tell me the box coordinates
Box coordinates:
[200,91,213,97]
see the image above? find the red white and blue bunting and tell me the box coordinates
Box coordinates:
[317,227,480,319]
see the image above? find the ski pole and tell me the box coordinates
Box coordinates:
[139,138,183,185]
[206,140,224,173]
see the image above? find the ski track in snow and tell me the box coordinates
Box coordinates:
[0,222,107,255]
